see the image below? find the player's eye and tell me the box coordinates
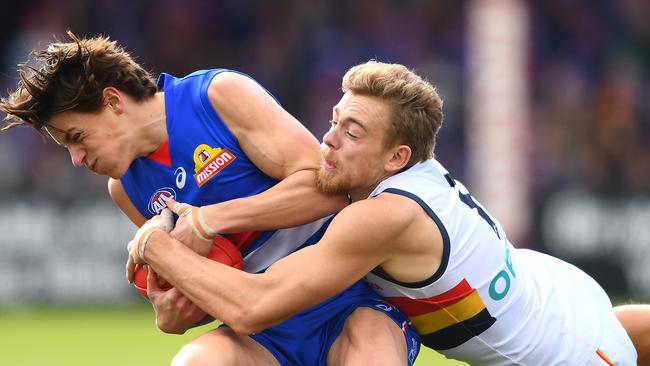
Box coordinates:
[71,132,85,143]
[329,119,338,126]
[345,130,358,139]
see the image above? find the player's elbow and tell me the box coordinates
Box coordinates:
[226,301,279,336]
[159,326,187,335]
[156,319,190,335]
[228,321,256,336]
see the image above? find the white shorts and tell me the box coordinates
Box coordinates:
[520,250,637,366]
[585,319,637,366]
[583,309,637,366]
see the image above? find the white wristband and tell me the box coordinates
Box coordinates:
[139,228,163,260]
[197,207,218,237]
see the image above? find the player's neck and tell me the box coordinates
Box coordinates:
[349,185,378,202]
[134,92,168,156]
[348,171,397,202]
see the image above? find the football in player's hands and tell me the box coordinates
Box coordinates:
[133,235,244,297]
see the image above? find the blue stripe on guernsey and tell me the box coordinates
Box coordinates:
[244,215,334,273]
[241,230,277,258]
[292,215,335,252]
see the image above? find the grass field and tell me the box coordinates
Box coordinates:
[0,305,467,366]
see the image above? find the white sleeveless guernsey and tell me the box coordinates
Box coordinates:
[364,159,635,365]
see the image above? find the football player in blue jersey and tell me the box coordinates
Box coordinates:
[0,33,419,366]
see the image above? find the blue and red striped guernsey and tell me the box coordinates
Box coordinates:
[386,279,496,350]
[120,69,333,274]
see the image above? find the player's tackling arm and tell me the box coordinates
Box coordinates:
[198,72,348,233]
[143,195,417,335]
[108,178,146,227]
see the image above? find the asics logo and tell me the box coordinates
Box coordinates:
[175,167,186,189]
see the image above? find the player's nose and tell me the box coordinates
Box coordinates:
[322,127,339,149]
[68,145,86,168]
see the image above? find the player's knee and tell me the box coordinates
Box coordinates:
[344,307,399,342]
[172,332,240,366]
[172,343,213,366]
[615,304,650,366]
[332,307,407,366]
[172,344,239,366]
[615,305,647,341]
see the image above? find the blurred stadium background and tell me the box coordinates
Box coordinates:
[0,0,648,365]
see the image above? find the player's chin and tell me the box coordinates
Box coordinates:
[315,172,348,196]
[106,165,126,179]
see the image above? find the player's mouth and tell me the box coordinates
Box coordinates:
[320,145,338,171]
[321,157,336,171]
[88,159,98,173]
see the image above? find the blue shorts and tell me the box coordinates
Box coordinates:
[249,281,420,366]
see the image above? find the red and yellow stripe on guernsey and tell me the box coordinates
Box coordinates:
[386,279,496,350]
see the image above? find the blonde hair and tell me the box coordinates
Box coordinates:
[1,31,157,131]
[342,60,443,165]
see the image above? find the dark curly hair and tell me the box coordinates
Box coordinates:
[0,31,157,132]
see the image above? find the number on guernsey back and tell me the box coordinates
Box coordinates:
[444,173,500,238]
[445,173,515,301]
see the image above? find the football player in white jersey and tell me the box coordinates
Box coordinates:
[132,60,646,365]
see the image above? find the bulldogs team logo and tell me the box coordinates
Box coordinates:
[193,143,236,187]
[148,187,176,214]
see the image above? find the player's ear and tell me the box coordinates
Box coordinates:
[102,87,124,114]
[385,144,411,173]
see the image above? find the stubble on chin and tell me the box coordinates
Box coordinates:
[315,167,348,195]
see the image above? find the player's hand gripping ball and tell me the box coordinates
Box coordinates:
[133,235,244,297]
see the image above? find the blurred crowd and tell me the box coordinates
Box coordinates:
[530,0,650,198]
[0,0,648,209]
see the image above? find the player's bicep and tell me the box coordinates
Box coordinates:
[207,72,320,180]
[108,178,146,227]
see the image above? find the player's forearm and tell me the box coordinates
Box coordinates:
[144,231,287,334]
[202,169,348,233]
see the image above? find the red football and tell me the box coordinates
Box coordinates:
[133,235,244,297]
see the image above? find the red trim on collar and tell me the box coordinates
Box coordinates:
[147,139,172,167]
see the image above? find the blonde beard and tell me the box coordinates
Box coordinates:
[315,167,350,195]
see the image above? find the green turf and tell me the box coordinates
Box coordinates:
[0,305,467,365]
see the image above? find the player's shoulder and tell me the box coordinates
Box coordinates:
[338,193,421,229]
[322,194,421,255]
[368,191,422,214]
[208,71,260,102]
[207,71,271,125]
